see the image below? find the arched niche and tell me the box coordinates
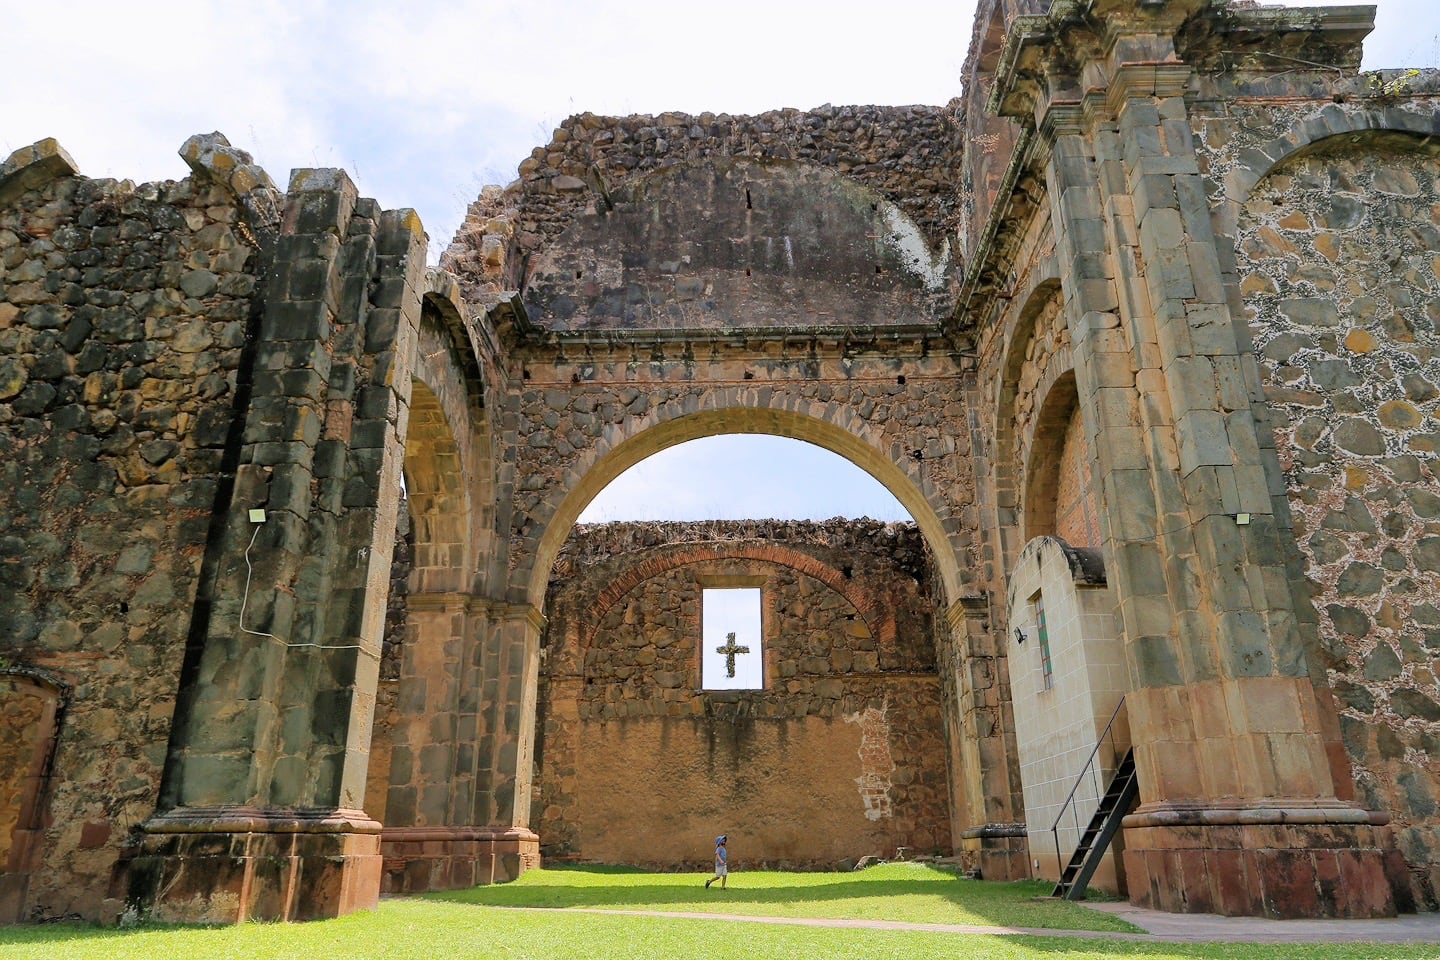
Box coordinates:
[523,156,951,331]
[1023,371,1100,547]
[0,672,66,924]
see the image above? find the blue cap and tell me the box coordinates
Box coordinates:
[716,835,727,844]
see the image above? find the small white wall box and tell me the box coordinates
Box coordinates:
[248,509,267,524]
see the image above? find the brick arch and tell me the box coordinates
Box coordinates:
[519,399,967,611]
[580,541,895,655]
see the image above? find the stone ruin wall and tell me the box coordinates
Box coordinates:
[535,519,952,869]
[0,145,270,919]
[504,358,979,593]
[1230,124,1440,899]
[441,105,965,302]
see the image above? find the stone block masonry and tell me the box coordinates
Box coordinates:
[7,0,1440,927]
[0,135,275,921]
[0,133,426,923]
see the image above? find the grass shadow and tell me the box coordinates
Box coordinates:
[426,862,1138,932]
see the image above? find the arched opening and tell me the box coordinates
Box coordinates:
[367,292,501,894]
[1023,371,1099,547]
[524,407,970,609]
[527,415,975,871]
[992,279,1066,572]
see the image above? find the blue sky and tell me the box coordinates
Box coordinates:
[6,1,1433,524]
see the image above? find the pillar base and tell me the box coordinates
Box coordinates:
[1121,802,1396,918]
[959,822,1030,881]
[121,807,382,924]
[380,825,540,894]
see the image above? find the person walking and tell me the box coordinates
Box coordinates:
[705,835,728,889]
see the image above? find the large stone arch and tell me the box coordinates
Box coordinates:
[370,277,536,894]
[521,402,969,612]
[497,386,1027,881]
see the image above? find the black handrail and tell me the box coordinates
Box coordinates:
[1050,695,1127,880]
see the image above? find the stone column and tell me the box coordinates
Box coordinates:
[378,598,541,892]
[945,598,1028,880]
[995,3,1394,918]
[124,171,426,922]
[466,602,544,875]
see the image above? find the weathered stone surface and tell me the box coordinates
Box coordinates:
[1242,134,1440,903]
[6,0,1440,928]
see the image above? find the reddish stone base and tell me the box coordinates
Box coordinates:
[1123,817,1396,918]
[121,808,382,923]
[381,826,541,894]
[958,823,1030,881]
[0,825,43,922]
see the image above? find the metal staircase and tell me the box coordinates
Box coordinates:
[1051,747,1138,900]
[1049,697,1139,901]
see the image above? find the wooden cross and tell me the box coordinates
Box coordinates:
[715,631,750,678]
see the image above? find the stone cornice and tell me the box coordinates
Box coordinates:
[508,321,973,375]
[945,594,991,631]
[143,806,383,835]
[406,591,547,631]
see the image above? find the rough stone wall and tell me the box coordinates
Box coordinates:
[512,157,952,332]
[1238,139,1440,895]
[536,520,950,867]
[1054,411,1100,549]
[0,147,270,919]
[442,106,964,302]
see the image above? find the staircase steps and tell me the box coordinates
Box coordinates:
[1051,747,1139,901]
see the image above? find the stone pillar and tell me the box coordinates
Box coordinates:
[945,598,1029,880]
[378,598,540,892]
[468,603,544,871]
[992,2,1393,918]
[124,171,427,923]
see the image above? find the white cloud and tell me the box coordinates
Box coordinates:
[7,0,1435,525]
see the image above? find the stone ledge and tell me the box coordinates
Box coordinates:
[141,805,383,835]
[1123,800,1387,830]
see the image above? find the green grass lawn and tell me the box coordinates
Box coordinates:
[433,861,1137,932]
[1,866,1434,960]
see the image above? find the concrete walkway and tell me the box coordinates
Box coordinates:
[515,903,1440,944]
[1084,900,1440,944]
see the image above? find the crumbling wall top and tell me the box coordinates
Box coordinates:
[441,106,965,319]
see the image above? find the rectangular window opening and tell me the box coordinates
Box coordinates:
[1035,594,1054,691]
[702,587,763,690]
